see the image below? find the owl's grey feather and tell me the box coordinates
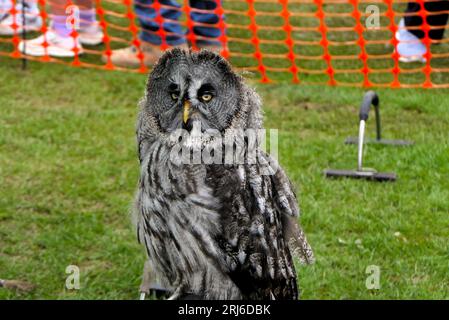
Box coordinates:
[134,49,313,300]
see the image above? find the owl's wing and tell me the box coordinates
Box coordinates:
[244,152,314,265]
[264,155,315,265]
[209,154,313,299]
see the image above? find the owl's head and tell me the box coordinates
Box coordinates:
[143,49,262,135]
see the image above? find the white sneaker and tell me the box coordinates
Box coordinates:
[395,18,427,63]
[0,11,43,36]
[79,23,104,46]
[0,0,12,21]
[18,30,83,57]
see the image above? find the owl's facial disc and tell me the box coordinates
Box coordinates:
[146,49,243,134]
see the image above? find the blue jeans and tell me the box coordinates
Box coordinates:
[134,0,223,46]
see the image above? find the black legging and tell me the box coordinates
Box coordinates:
[405,1,449,40]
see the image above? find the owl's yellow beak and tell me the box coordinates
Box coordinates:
[183,100,191,124]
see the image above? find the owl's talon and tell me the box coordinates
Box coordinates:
[167,284,185,300]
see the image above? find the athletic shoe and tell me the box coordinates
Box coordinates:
[103,42,188,67]
[395,18,427,63]
[78,23,104,46]
[0,10,43,36]
[0,0,12,21]
[18,30,83,57]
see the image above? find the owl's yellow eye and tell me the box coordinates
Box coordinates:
[171,93,179,100]
[201,94,213,102]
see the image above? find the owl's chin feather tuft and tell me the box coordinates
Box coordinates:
[182,118,193,132]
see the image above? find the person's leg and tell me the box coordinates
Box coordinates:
[74,0,103,45]
[105,0,186,67]
[396,1,449,62]
[135,0,185,46]
[50,0,73,37]
[189,0,223,47]
[75,0,95,29]
[425,0,449,40]
[404,1,449,41]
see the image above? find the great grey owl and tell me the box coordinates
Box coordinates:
[134,48,314,300]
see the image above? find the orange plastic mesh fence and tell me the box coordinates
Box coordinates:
[1,0,449,88]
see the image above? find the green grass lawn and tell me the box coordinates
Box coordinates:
[0,57,448,299]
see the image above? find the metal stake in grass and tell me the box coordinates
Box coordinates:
[324,91,397,182]
[344,91,413,146]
